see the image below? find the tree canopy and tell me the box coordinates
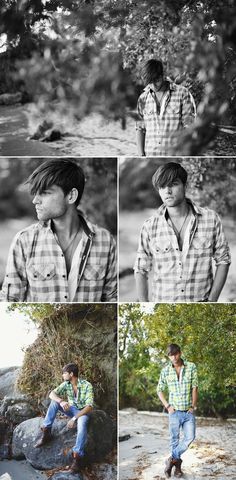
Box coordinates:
[119,303,236,417]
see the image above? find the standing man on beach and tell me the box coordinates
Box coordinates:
[0,159,117,302]
[157,344,198,478]
[136,59,196,156]
[35,363,93,473]
[134,162,230,302]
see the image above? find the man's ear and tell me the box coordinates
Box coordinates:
[67,188,79,205]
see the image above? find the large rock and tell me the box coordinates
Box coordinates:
[0,416,13,460]
[50,473,83,480]
[0,474,12,480]
[0,93,22,105]
[0,368,21,399]
[0,395,38,424]
[12,410,114,470]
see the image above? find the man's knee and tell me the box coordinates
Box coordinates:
[77,415,89,429]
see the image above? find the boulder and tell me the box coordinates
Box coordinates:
[0,395,38,424]
[0,368,21,399]
[50,472,83,480]
[0,416,13,460]
[12,410,114,470]
[0,474,12,480]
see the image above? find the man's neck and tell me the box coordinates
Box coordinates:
[70,377,78,387]
[166,199,188,219]
[52,208,80,238]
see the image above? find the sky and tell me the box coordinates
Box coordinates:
[0,304,38,368]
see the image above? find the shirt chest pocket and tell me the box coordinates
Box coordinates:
[192,236,212,251]
[83,264,106,281]
[149,238,173,255]
[27,263,56,281]
[149,238,175,274]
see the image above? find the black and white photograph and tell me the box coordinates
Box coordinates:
[0,157,117,303]
[119,157,236,302]
[0,1,236,156]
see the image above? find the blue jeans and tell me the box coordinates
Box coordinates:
[169,410,196,459]
[43,400,89,456]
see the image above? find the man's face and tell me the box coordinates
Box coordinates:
[151,76,164,91]
[32,185,70,221]
[158,179,186,208]
[62,371,72,381]
[169,351,182,366]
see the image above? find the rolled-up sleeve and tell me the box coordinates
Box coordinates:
[0,233,27,301]
[213,213,231,266]
[136,95,146,132]
[181,88,196,128]
[102,234,117,302]
[134,221,153,274]
[157,368,167,393]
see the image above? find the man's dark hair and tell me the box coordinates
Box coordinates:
[152,162,188,190]
[141,59,164,86]
[26,159,85,206]
[167,344,181,356]
[62,363,79,377]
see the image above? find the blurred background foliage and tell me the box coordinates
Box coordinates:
[119,303,236,417]
[119,157,236,217]
[0,157,117,233]
[0,0,236,153]
[8,303,117,414]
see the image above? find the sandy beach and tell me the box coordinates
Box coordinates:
[119,410,236,480]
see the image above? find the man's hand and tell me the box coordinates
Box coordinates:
[167,405,175,414]
[60,401,70,411]
[67,417,77,429]
[187,407,194,414]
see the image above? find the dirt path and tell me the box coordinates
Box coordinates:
[0,105,61,156]
[119,410,236,480]
[0,105,137,156]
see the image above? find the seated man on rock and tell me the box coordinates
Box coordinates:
[35,363,93,473]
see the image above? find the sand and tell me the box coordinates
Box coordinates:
[119,410,236,480]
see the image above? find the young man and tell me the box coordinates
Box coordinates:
[0,159,117,302]
[134,162,231,302]
[136,59,196,156]
[35,363,93,473]
[157,344,198,478]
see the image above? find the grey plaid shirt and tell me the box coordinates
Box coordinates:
[136,81,196,155]
[0,213,117,302]
[134,199,231,302]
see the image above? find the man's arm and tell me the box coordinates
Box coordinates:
[134,271,149,301]
[181,88,196,128]
[188,386,198,413]
[208,264,229,301]
[101,234,117,302]
[136,128,146,156]
[0,233,27,301]
[158,391,175,414]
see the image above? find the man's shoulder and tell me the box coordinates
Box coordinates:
[184,360,197,370]
[12,222,42,243]
[141,206,165,228]
[160,363,172,375]
[88,221,114,241]
[79,379,93,388]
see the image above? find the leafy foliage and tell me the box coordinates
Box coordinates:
[119,303,236,416]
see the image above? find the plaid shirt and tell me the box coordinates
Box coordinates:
[0,212,117,302]
[136,81,196,155]
[54,379,94,409]
[157,360,198,411]
[134,199,231,302]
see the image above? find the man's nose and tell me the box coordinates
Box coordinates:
[32,194,41,204]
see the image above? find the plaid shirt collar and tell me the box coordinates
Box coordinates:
[143,80,177,95]
[39,210,95,238]
[158,198,203,219]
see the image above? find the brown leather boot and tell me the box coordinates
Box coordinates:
[69,452,81,473]
[164,456,174,478]
[174,458,183,477]
[34,426,52,448]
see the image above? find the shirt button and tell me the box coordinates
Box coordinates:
[47,274,50,277]
[181,289,184,292]
[179,262,181,265]
[176,248,178,251]
[180,276,182,279]
[62,275,66,278]
[64,295,68,299]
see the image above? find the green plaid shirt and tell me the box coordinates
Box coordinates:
[157,360,198,410]
[53,379,94,409]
